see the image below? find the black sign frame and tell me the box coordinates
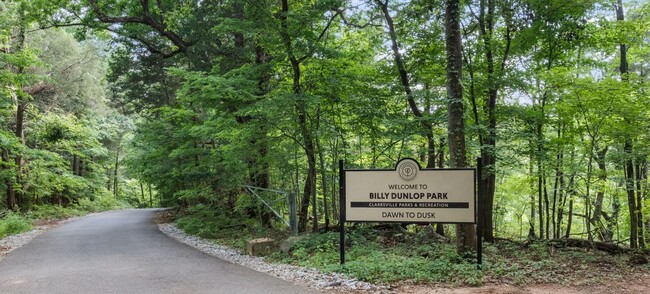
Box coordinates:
[339,158,483,269]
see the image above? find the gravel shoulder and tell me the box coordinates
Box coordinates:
[157,223,390,293]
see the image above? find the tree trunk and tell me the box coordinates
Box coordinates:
[302,110,318,233]
[552,238,632,254]
[609,193,620,243]
[635,162,646,248]
[236,47,273,226]
[317,133,330,229]
[591,146,610,241]
[565,174,576,238]
[140,182,145,205]
[537,122,544,240]
[527,148,536,238]
[543,175,551,239]
[586,152,593,241]
[72,155,78,176]
[279,0,318,233]
[78,158,84,177]
[558,150,575,238]
[2,148,16,211]
[616,0,637,249]
[445,0,476,253]
[436,137,446,236]
[113,148,119,198]
[476,0,509,244]
[13,99,27,208]
[551,127,564,239]
[554,166,565,239]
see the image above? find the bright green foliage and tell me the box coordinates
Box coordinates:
[1,1,137,215]
[0,212,32,238]
[115,0,650,247]
[6,0,648,260]
[25,204,84,220]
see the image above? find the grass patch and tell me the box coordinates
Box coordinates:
[0,212,33,238]
[26,205,85,220]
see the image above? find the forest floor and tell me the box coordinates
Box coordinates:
[392,273,650,294]
[169,205,650,293]
[394,282,649,294]
[387,243,650,294]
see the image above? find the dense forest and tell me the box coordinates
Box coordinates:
[1,0,649,253]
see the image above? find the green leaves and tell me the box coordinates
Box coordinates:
[8,0,643,248]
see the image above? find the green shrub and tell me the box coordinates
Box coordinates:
[266,227,482,285]
[176,204,221,238]
[175,204,290,251]
[75,196,132,212]
[26,205,84,220]
[0,212,33,238]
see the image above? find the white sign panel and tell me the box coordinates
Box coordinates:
[345,159,475,223]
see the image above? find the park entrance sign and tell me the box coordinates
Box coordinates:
[339,158,478,265]
[345,158,475,223]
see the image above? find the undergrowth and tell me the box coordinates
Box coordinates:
[267,227,483,285]
[267,229,646,286]
[175,204,289,251]
[173,210,649,287]
[0,212,32,238]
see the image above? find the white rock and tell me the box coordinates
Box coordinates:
[158,223,389,292]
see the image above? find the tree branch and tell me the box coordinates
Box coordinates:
[336,8,382,29]
[87,0,192,55]
[375,0,425,119]
[297,9,343,63]
[22,83,52,96]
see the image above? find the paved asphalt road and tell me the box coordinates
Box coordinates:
[0,209,317,294]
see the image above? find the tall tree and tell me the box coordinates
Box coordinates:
[275,0,343,232]
[446,0,476,253]
[468,0,514,243]
[616,0,642,249]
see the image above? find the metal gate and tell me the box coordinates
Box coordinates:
[242,185,297,234]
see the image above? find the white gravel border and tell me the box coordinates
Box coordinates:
[158,223,392,293]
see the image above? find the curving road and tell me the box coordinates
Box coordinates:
[0,209,317,294]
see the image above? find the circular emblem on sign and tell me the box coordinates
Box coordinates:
[397,159,419,181]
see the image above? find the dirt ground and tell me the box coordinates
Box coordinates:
[393,271,650,294]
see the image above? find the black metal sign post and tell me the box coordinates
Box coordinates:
[339,159,346,265]
[476,157,483,270]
